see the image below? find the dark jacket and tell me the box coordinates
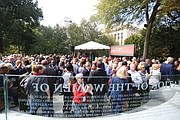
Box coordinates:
[24,75,49,98]
[160,63,174,81]
[82,67,90,84]
[88,68,108,95]
[43,66,56,96]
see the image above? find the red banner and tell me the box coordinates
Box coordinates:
[110,45,135,56]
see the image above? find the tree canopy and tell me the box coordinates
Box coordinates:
[125,20,180,59]
[0,0,43,54]
[96,0,180,59]
[29,18,116,55]
[31,25,68,54]
[67,18,116,48]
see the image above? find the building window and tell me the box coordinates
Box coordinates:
[117,33,120,40]
[114,34,118,42]
[121,33,123,40]
[121,33,123,45]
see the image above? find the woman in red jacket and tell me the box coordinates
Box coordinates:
[72,73,92,117]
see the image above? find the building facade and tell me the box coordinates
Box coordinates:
[109,24,141,45]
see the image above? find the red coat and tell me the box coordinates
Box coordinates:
[72,82,90,104]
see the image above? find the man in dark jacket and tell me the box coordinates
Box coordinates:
[41,60,56,116]
[88,61,108,116]
[160,57,174,84]
[82,62,91,84]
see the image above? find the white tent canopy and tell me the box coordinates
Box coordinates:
[74,41,110,50]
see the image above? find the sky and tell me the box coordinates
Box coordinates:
[38,0,99,26]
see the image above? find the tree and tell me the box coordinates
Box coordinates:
[66,22,84,46]
[96,0,180,59]
[150,21,180,59]
[124,32,144,58]
[66,18,117,56]
[125,20,180,59]
[67,18,116,47]
[32,25,68,54]
[0,0,43,54]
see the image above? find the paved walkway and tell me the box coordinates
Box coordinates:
[0,86,180,120]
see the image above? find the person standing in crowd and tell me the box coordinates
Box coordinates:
[98,57,105,71]
[72,73,92,117]
[138,62,150,84]
[82,62,92,114]
[78,60,85,73]
[72,58,79,75]
[127,63,143,109]
[14,60,27,75]
[82,62,91,84]
[18,65,32,112]
[173,60,180,84]
[88,61,108,116]
[145,59,152,74]
[109,67,129,114]
[149,64,161,89]
[9,56,16,67]
[41,60,56,116]
[0,64,9,112]
[160,57,174,84]
[137,63,151,104]
[62,63,76,116]
[50,60,58,76]
[106,64,112,76]
[103,56,109,71]
[24,64,51,116]
[90,61,97,72]
[5,63,19,108]
[128,63,142,89]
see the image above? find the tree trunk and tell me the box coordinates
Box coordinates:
[142,1,160,60]
[142,22,153,60]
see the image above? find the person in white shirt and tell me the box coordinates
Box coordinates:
[128,63,143,86]
[62,63,74,116]
[149,64,161,89]
[72,59,79,74]
[128,63,144,108]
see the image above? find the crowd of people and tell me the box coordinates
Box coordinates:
[0,54,180,117]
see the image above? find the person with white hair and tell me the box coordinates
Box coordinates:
[160,57,174,83]
[72,73,92,117]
